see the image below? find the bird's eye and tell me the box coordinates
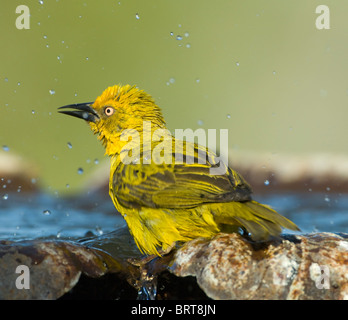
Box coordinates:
[104,107,115,117]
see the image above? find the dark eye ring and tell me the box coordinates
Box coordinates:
[104,107,115,116]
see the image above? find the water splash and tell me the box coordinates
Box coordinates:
[137,276,157,300]
[43,209,51,216]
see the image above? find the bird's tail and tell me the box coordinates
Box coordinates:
[214,200,300,241]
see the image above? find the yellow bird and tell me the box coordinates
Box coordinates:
[59,84,299,256]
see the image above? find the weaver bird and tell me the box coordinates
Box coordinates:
[59,85,299,256]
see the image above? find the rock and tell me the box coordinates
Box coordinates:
[1,226,347,300]
[170,232,348,300]
[0,236,129,299]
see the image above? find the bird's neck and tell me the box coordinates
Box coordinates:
[105,122,172,162]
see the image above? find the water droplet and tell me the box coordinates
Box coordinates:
[135,13,140,20]
[43,35,47,39]
[236,62,240,67]
[77,168,84,175]
[2,145,9,152]
[132,158,140,165]
[2,194,8,200]
[176,35,183,41]
[264,180,270,186]
[43,209,51,216]
[95,226,103,235]
[17,82,21,86]
[56,231,61,238]
[195,78,200,83]
[39,0,44,4]
[272,71,276,75]
[67,142,72,149]
[4,78,8,82]
[324,196,330,202]
[31,178,37,184]
[49,89,55,95]
[197,119,204,126]
[85,57,89,61]
[66,183,70,188]
[31,110,35,114]
[185,43,191,48]
[226,114,231,119]
[169,78,175,84]
[170,32,174,36]
[326,186,331,191]
[94,159,99,165]
[184,32,189,37]
[82,112,89,119]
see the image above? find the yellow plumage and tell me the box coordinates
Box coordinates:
[59,84,300,256]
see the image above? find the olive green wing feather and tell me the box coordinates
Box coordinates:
[112,160,252,209]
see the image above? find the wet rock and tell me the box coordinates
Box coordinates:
[170,232,348,300]
[1,226,347,300]
[0,237,128,299]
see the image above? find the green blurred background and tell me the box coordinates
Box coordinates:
[0,0,347,194]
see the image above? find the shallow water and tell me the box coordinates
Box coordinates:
[0,192,125,241]
[0,191,347,242]
[255,192,348,234]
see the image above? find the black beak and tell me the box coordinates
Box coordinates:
[58,102,99,123]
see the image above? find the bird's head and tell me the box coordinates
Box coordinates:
[58,84,166,156]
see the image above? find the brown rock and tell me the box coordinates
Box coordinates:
[0,239,125,299]
[170,232,348,300]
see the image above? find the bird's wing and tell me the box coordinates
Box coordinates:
[112,152,252,209]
